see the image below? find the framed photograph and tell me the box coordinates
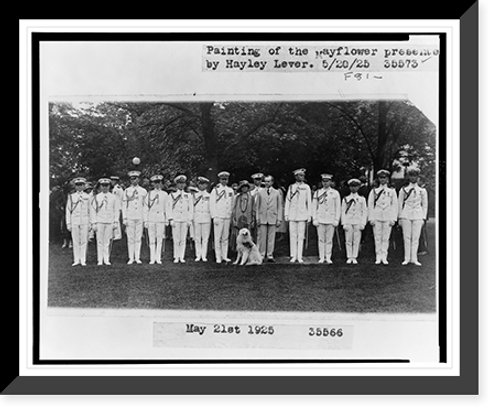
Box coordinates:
[13,11,477,394]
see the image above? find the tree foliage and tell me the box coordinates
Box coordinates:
[49,100,436,189]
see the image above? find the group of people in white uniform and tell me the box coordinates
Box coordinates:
[64,166,428,268]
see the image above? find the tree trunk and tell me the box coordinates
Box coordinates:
[375,101,389,172]
[199,102,218,183]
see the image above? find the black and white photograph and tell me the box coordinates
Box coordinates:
[32,32,451,368]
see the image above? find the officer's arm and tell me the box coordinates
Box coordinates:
[209,190,216,218]
[113,194,119,224]
[65,195,71,230]
[306,186,312,221]
[367,190,374,222]
[334,191,341,225]
[89,196,96,225]
[391,189,399,223]
[188,193,194,222]
[422,188,429,220]
[311,191,318,224]
[361,197,368,225]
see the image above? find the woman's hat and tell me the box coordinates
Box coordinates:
[237,180,250,191]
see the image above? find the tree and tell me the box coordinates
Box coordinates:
[48,100,436,192]
[328,100,436,175]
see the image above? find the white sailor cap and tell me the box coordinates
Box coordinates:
[347,178,362,187]
[174,174,187,183]
[321,173,333,180]
[217,171,230,179]
[293,168,306,176]
[376,169,391,177]
[128,170,141,178]
[251,173,264,180]
[98,178,112,185]
[72,177,86,185]
[150,174,164,182]
[110,175,120,181]
[407,166,421,175]
[197,176,210,184]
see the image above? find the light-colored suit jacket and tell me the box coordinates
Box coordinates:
[254,187,283,225]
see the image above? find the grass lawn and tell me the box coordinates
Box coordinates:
[47,222,437,313]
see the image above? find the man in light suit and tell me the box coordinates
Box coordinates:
[254,175,283,262]
[398,167,428,266]
[284,168,312,263]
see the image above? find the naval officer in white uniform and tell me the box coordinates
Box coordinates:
[398,167,428,266]
[122,170,148,264]
[341,178,368,264]
[210,171,234,264]
[192,176,212,262]
[65,177,91,266]
[144,174,170,264]
[312,173,341,264]
[284,168,312,263]
[367,169,398,265]
[90,178,119,266]
[168,175,194,263]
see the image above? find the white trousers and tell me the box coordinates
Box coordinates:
[126,219,143,261]
[289,221,306,260]
[70,224,89,264]
[317,223,335,261]
[96,223,113,264]
[171,221,189,261]
[194,222,211,260]
[213,218,231,261]
[147,222,165,263]
[372,221,393,261]
[343,224,362,259]
[400,219,424,263]
[257,224,277,258]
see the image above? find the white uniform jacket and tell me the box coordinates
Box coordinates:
[122,185,148,222]
[144,189,170,224]
[210,184,234,220]
[367,185,398,222]
[398,184,428,220]
[341,193,368,225]
[169,190,194,223]
[192,190,211,223]
[90,192,119,224]
[284,182,312,221]
[66,191,91,227]
[312,187,341,225]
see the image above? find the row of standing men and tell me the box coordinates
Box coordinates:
[64,167,428,267]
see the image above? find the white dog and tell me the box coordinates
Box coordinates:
[234,228,263,266]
